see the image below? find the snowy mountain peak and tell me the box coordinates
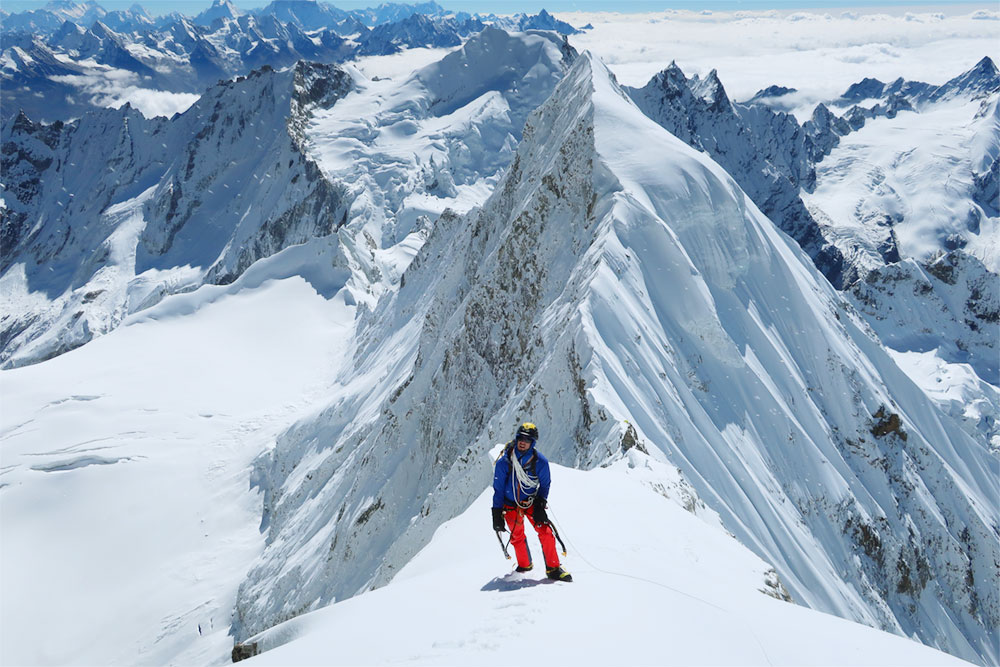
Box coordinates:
[414,25,575,119]
[690,68,730,108]
[654,61,688,93]
[976,55,998,75]
[44,0,105,20]
[842,76,887,101]
[193,0,242,26]
[51,18,87,39]
[935,55,1000,101]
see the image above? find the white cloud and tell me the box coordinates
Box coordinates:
[110,88,201,118]
[50,69,199,118]
[557,7,1000,120]
[971,9,1000,20]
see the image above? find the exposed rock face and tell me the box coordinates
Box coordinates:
[848,251,999,386]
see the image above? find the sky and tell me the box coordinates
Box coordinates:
[1,0,995,17]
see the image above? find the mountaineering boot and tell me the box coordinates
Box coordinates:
[515,564,533,573]
[546,566,573,582]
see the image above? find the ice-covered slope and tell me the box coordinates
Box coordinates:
[300,27,574,297]
[233,51,998,664]
[238,455,968,666]
[803,95,998,277]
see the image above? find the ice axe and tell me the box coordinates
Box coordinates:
[495,530,511,560]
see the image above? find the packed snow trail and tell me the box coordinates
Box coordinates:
[243,451,968,666]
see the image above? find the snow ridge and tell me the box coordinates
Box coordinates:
[232,51,998,665]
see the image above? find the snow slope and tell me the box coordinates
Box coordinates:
[0,269,354,666]
[232,50,998,665]
[303,26,574,253]
[241,452,969,667]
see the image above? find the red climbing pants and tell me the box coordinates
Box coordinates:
[503,506,560,570]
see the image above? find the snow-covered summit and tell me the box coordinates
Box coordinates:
[356,12,470,56]
[485,7,580,35]
[193,0,242,27]
[237,455,968,666]
[229,50,997,664]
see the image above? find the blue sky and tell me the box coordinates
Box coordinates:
[2,0,993,17]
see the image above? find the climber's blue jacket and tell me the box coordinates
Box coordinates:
[492,439,551,509]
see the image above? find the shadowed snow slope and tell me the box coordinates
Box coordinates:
[242,455,969,666]
[234,52,997,665]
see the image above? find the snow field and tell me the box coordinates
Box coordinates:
[0,275,353,666]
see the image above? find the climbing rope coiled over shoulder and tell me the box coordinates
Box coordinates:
[510,447,539,509]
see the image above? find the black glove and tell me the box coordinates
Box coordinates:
[492,507,506,532]
[532,498,549,525]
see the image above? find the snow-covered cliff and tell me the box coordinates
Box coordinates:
[1,61,352,367]
[626,63,845,287]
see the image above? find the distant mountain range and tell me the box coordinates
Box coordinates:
[1,0,582,123]
[1,9,998,666]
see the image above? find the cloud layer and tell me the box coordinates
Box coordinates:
[558,6,1000,118]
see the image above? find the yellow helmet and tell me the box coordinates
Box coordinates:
[516,422,538,442]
